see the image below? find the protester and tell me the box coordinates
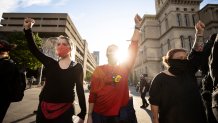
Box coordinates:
[209,34,218,122]
[23,18,86,123]
[0,40,26,122]
[139,74,149,108]
[87,14,142,123]
[149,21,207,123]
[200,33,218,123]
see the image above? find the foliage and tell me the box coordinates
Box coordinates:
[85,71,93,82]
[7,32,42,70]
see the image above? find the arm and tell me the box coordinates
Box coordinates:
[188,21,205,72]
[151,105,159,123]
[209,34,218,86]
[75,64,87,121]
[125,14,142,70]
[87,103,94,123]
[23,18,52,66]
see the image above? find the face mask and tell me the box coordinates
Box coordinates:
[168,59,189,76]
[56,44,71,58]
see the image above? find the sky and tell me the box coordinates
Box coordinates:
[0,0,217,65]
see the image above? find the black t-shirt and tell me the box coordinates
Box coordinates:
[149,72,207,123]
[24,29,86,119]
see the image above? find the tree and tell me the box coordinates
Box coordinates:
[7,32,42,70]
[85,71,93,82]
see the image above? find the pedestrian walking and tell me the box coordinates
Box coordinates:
[0,39,26,122]
[139,74,149,109]
[87,14,142,123]
[149,21,207,123]
[23,18,86,123]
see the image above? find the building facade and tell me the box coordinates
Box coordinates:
[132,0,218,83]
[0,13,97,77]
[92,51,100,66]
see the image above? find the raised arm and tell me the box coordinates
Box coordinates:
[125,14,142,70]
[188,21,205,72]
[23,18,52,66]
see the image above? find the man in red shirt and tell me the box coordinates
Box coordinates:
[87,14,142,123]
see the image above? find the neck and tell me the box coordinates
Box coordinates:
[59,55,71,62]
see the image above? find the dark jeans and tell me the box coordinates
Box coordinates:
[92,112,120,123]
[212,89,218,122]
[0,101,10,123]
[141,91,149,106]
[36,103,74,123]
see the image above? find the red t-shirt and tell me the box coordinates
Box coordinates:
[88,41,138,116]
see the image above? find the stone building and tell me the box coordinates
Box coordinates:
[132,0,218,83]
[0,13,97,77]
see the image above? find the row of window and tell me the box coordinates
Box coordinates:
[3,17,67,21]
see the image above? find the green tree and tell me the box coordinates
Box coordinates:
[85,71,93,82]
[8,32,42,70]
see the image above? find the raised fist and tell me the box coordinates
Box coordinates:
[135,14,142,27]
[23,18,35,30]
[195,20,205,35]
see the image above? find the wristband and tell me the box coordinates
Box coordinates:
[135,25,141,30]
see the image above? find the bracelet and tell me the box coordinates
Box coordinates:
[87,113,92,115]
[135,25,141,30]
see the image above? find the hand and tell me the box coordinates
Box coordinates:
[87,115,93,123]
[195,20,205,36]
[134,14,142,28]
[23,18,35,30]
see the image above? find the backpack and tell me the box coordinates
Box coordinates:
[10,62,26,102]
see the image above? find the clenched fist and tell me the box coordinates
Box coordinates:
[135,14,142,28]
[23,18,35,30]
[195,20,205,36]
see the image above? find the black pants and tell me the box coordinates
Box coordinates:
[0,101,10,123]
[92,112,122,123]
[141,91,148,106]
[36,103,74,123]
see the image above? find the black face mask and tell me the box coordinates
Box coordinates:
[168,59,189,76]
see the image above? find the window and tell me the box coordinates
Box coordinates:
[184,8,187,11]
[180,36,184,48]
[167,39,171,50]
[192,14,196,26]
[177,14,182,26]
[176,8,180,11]
[184,14,190,27]
[165,18,169,30]
[188,36,193,50]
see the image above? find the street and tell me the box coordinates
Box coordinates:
[3,85,152,123]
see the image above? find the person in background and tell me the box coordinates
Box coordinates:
[149,21,207,123]
[23,18,86,123]
[139,74,149,108]
[87,14,142,123]
[0,40,18,122]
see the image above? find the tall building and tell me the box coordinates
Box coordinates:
[132,0,218,83]
[92,51,100,66]
[0,13,97,77]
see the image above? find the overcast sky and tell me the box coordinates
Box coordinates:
[0,0,217,64]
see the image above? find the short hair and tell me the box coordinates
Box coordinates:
[57,35,74,50]
[162,48,188,67]
[106,44,118,56]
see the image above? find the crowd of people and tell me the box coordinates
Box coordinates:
[0,13,218,123]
